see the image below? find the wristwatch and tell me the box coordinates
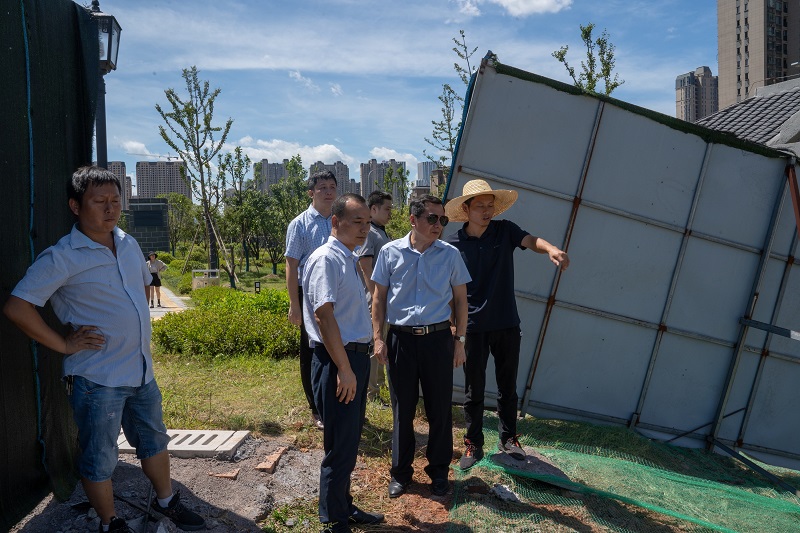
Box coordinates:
[454,335,466,344]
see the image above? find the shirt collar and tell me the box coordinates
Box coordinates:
[458,220,495,240]
[69,224,124,250]
[400,232,445,253]
[327,235,358,259]
[370,221,386,231]
[308,204,331,220]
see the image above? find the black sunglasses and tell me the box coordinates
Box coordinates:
[423,213,449,226]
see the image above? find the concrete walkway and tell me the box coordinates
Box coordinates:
[148,286,189,320]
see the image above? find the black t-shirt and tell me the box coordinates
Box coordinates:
[445,219,529,332]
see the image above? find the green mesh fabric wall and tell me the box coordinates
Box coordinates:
[0,1,99,529]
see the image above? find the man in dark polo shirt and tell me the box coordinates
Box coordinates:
[444,179,570,470]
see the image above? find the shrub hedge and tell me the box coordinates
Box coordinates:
[152,286,297,359]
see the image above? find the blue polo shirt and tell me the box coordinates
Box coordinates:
[12,225,154,387]
[372,233,471,326]
[285,204,332,282]
[302,236,372,345]
[445,219,529,332]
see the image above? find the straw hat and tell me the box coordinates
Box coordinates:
[445,179,518,222]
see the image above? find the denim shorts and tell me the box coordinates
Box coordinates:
[68,376,170,482]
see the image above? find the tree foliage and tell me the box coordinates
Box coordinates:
[424,29,479,172]
[216,146,252,287]
[552,23,624,96]
[260,155,309,274]
[155,66,233,269]
[158,192,198,256]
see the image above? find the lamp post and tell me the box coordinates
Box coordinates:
[89,0,121,169]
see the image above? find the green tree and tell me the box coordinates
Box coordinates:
[158,192,198,256]
[552,23,624,95]
[216,146,252,287]
[260,155,309,274]
[156,66,233,270]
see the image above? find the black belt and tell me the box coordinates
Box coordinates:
[313,341,372,354]
[344,342,372,354]
[390,321,451,336]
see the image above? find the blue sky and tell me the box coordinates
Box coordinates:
[100,0,717,188]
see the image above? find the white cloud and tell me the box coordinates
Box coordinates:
[330,83,343,97]
[289,71,320,92]
[456,0,481,16]
[484,0,573,16]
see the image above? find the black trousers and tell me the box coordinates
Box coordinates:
[463,326,521,448]
[387,328,454,483]
[298,286,317,414]
[312,343,369,525]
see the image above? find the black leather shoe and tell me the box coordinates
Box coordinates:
[349,505,385,524]
[431,478,449,496]
[388,478,409,498]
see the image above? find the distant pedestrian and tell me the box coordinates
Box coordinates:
[302,193,385,533]
[285,170,338,430]
[3,166,205,533]
[444,179,569,470]
[147,251,167,308]
[356,190,393,405]
[371,194,471,498]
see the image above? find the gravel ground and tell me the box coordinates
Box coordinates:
[11,436,322,532]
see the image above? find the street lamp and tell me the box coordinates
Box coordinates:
[89,0,121,169]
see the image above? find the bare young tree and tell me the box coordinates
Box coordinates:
[552,23,624,96]
[424,29,479,172]
[156,66,233,270]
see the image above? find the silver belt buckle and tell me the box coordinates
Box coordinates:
[411,326,426,335]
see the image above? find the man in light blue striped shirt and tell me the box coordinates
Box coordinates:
[285,170,337,429]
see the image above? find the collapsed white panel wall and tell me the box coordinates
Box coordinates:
[445,59,799,469]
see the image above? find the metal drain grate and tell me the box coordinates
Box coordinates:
[118,429,250,459]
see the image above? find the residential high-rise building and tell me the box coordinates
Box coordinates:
[135,161,191,199]
[718,0,800,109]
[676,66,719,121]
[310,161,351,196]
[107,161,130,209]
[360,159,407,205]
[255,159,289,193]
[417,161,438,187]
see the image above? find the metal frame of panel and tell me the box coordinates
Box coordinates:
[445,57,800,469]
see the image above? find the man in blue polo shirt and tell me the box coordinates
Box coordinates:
[372,194,471,499]
[286,170,338,430]
[303,193,384,533]
[444,179,570,470]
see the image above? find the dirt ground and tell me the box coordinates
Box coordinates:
[10,434,455,533]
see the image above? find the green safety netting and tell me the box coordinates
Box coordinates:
[449,416,800,532]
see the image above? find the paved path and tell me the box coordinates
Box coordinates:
[148,286,189,320]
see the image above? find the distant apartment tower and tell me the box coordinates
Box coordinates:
[310,161,351,196]
[135,161,191,199]
[717,0,800,109]
[360,159,407,205]
[255,159,289,193]
[676,67,719,121]
[107,161,130,209]
[417,161,438,187]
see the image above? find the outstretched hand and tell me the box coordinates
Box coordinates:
[549,249,570,271]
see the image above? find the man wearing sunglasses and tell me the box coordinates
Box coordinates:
[371,195,471,499]
[444,179,570,470]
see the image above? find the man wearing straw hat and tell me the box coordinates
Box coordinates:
[445,179,570,470]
